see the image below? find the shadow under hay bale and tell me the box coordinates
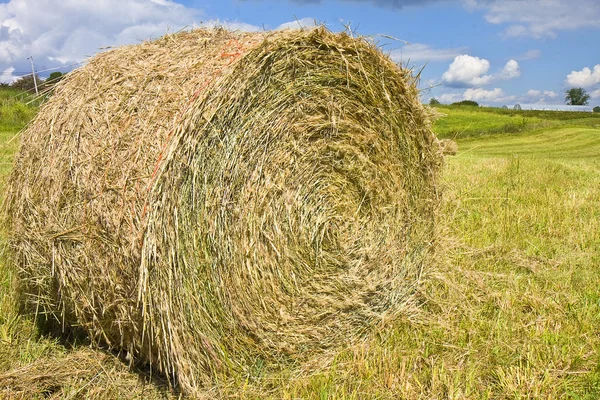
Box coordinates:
[4,27,441,395]
[0,349,174,399]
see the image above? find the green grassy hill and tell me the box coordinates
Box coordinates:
[431,121,600,398]
[0,89,36,176]
[0,93,599,398]
[433,104,600,139]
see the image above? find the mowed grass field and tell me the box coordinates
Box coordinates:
[0,91,599,399]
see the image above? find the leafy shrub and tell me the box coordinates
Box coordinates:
[11,74,41,92]
[46,72,65,85]
[451,100,479,107]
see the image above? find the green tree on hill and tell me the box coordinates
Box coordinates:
[564,87,590,106]
[429,98,440,106]
[451,100,479,107]
[46,71,65,85]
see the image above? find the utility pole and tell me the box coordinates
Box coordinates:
[27,56,39,95]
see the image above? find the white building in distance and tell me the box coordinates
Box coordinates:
[505,104,594,112]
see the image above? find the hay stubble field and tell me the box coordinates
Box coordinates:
[0,88,599,398]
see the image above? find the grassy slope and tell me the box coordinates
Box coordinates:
[434,105,600,139]
[1,98,599,398]
[432,125,600,399]
[0,89,36,176]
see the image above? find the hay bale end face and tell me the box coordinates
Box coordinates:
[5,27,440,394]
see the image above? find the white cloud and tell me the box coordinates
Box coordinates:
[466,0,600,39]
[524,89,559,104]
[0,66,19,83]
[534,90,558,99]
[591,89,600,99]
[293,0,449,7]
[435,87,516,104]
[566,65,600,88]
[198,20,262,32]
[442,55,492,87]
[390,43,468,63]
[462,0,475,10]
[501,59,520,79]
[438,92,463,103]
[442,55,520,88]
[503,24,529,38]
[517,49,541,60]
[436,86,564,107]
[0,0,203,82]
[276,17,318,30]
[0,1,326,84]
[463,87,515,103]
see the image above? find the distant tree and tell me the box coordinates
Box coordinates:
[429,98,440,106]
[46,71,65,85]
[0,82,9,89]
[451,100,479,107]
[10,74,41,92]
[565,87,590,106]
[502,105,508,109]
[593,106,600,113]
[513,104,522,111]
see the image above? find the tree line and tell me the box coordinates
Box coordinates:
[0,71,65,92]
[428,87,598,111]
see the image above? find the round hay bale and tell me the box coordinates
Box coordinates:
[5,27,441,393]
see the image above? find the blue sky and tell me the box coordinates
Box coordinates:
[1,0,599,106]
